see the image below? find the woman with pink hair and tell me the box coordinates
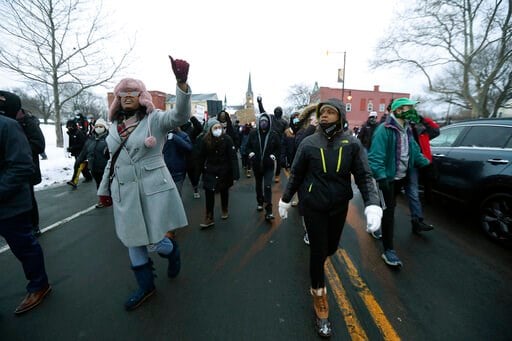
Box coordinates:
[97,56,191,311]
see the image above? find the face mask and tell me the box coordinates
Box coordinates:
[259,120,269,130]
[402,109,420,123]
[319,122,341,138]
[212,128,222,137]
[95,127,106,134]
[292,117,300,125]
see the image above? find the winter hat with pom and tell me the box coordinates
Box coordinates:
[108,78,155,120]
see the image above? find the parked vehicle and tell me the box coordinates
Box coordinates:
[429,118,512,242]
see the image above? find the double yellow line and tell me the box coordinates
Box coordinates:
[325,249,401,340]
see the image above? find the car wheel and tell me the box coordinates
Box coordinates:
[480,193,512,242]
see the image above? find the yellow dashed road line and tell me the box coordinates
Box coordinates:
[325,258,368,340]
[336,249,401,341]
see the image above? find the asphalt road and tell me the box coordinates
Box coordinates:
[1,174,511,340]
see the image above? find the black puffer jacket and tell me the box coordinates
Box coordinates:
[282,100,380,214]
[76,131,109,173]
[198,134,240,191]
[246,113,281,173]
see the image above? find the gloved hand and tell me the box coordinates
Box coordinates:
[364,205,383,233]
[269,154,276,161]
[249,152,255,158]
[257,96,262,103]
[98,195,113,207]
[278,198,291,219]
[167,132,174,140]
[378,179,390,192]
[169,55,189,83]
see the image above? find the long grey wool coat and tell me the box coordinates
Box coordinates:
[98,85,191,247]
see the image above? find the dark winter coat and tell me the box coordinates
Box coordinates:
[280,127,296,169]
[282,129,380,214]
[246,113,281,173]
[0,115,34,219]
[67,126,87,157]
[76,131,109,173]
[198,133,240,191]
[357,119,378,149]
[16,110,45,185]
[163,130,193,183]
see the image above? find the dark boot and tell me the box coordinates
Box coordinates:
[124,259,156,311]
[158,239,181,278]
[412,218,434,234]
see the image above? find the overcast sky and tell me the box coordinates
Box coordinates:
[1,0,425,111]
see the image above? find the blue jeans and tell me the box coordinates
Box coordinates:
[128,238,173,267]
[0,210,49,292]
[404,167,423,220]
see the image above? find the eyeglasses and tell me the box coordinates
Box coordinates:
[118,91,140,98]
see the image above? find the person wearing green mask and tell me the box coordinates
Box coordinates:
[367,98,430,268]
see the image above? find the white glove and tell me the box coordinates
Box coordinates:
[269,154,276,161]
[278,198,291,219]
[167,132,174,140]
[364,205,383,233]
[249,152,255,158]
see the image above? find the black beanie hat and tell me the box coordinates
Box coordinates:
[0,90,22,119]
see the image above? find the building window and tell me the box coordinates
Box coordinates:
[346,103,352,112]
[379,103,386,112]
[367,102,374,112]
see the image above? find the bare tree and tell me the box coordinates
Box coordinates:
[0,0,131,146]
[371,0,512,118]
[61,84,107,120]
[13,84,54,123]
[286,83,313,109]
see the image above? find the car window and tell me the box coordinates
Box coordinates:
[459,126,512,148]
[430,126,465,147]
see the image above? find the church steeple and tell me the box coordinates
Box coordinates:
[245,72,254,109]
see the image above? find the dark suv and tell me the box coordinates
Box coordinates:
[430,118,512,242]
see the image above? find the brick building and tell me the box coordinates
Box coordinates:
[310,84,410,129]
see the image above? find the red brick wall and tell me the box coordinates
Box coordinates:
[312,86,410,129]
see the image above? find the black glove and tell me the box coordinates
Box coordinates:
[378,179,390,192]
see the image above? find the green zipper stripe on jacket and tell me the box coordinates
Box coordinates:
[320,148,327,173]
[336,147,343,172]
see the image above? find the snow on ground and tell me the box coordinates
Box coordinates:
[35,124,75,191]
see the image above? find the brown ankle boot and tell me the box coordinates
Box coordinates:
[310,287,332,337]
[200,213,214,229]
[221,208,229,220]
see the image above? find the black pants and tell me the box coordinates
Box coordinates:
[303,205,348,289]
[205,188,229,216]
[92,170,104,189]
[253,167,274,213]
[0,210,49,292]
[380,178,407,251]
[29,185,39,231]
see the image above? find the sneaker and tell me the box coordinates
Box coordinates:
[193,192,200,199]
[221,210,229,220]
[412,218,434,234]
[291,200,299,207]
[265,213,275,221]
[256,205,264,211]
[246,170,252,178]
[66,181,77,189]
[370,229,382,239]
[199,216,215,229]
[303,231,310,246]
[381,249,403,267]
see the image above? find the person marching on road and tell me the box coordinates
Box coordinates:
[75,118,110,200]
[0,91,46,237]
[0,110,52,315]
[367,97,430,268]
[358,111,379,150]
[197,118,240,228]
[248,96,281,221]
[278,99,382,338]
[97,55,192,311]
[271,105,288,183]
